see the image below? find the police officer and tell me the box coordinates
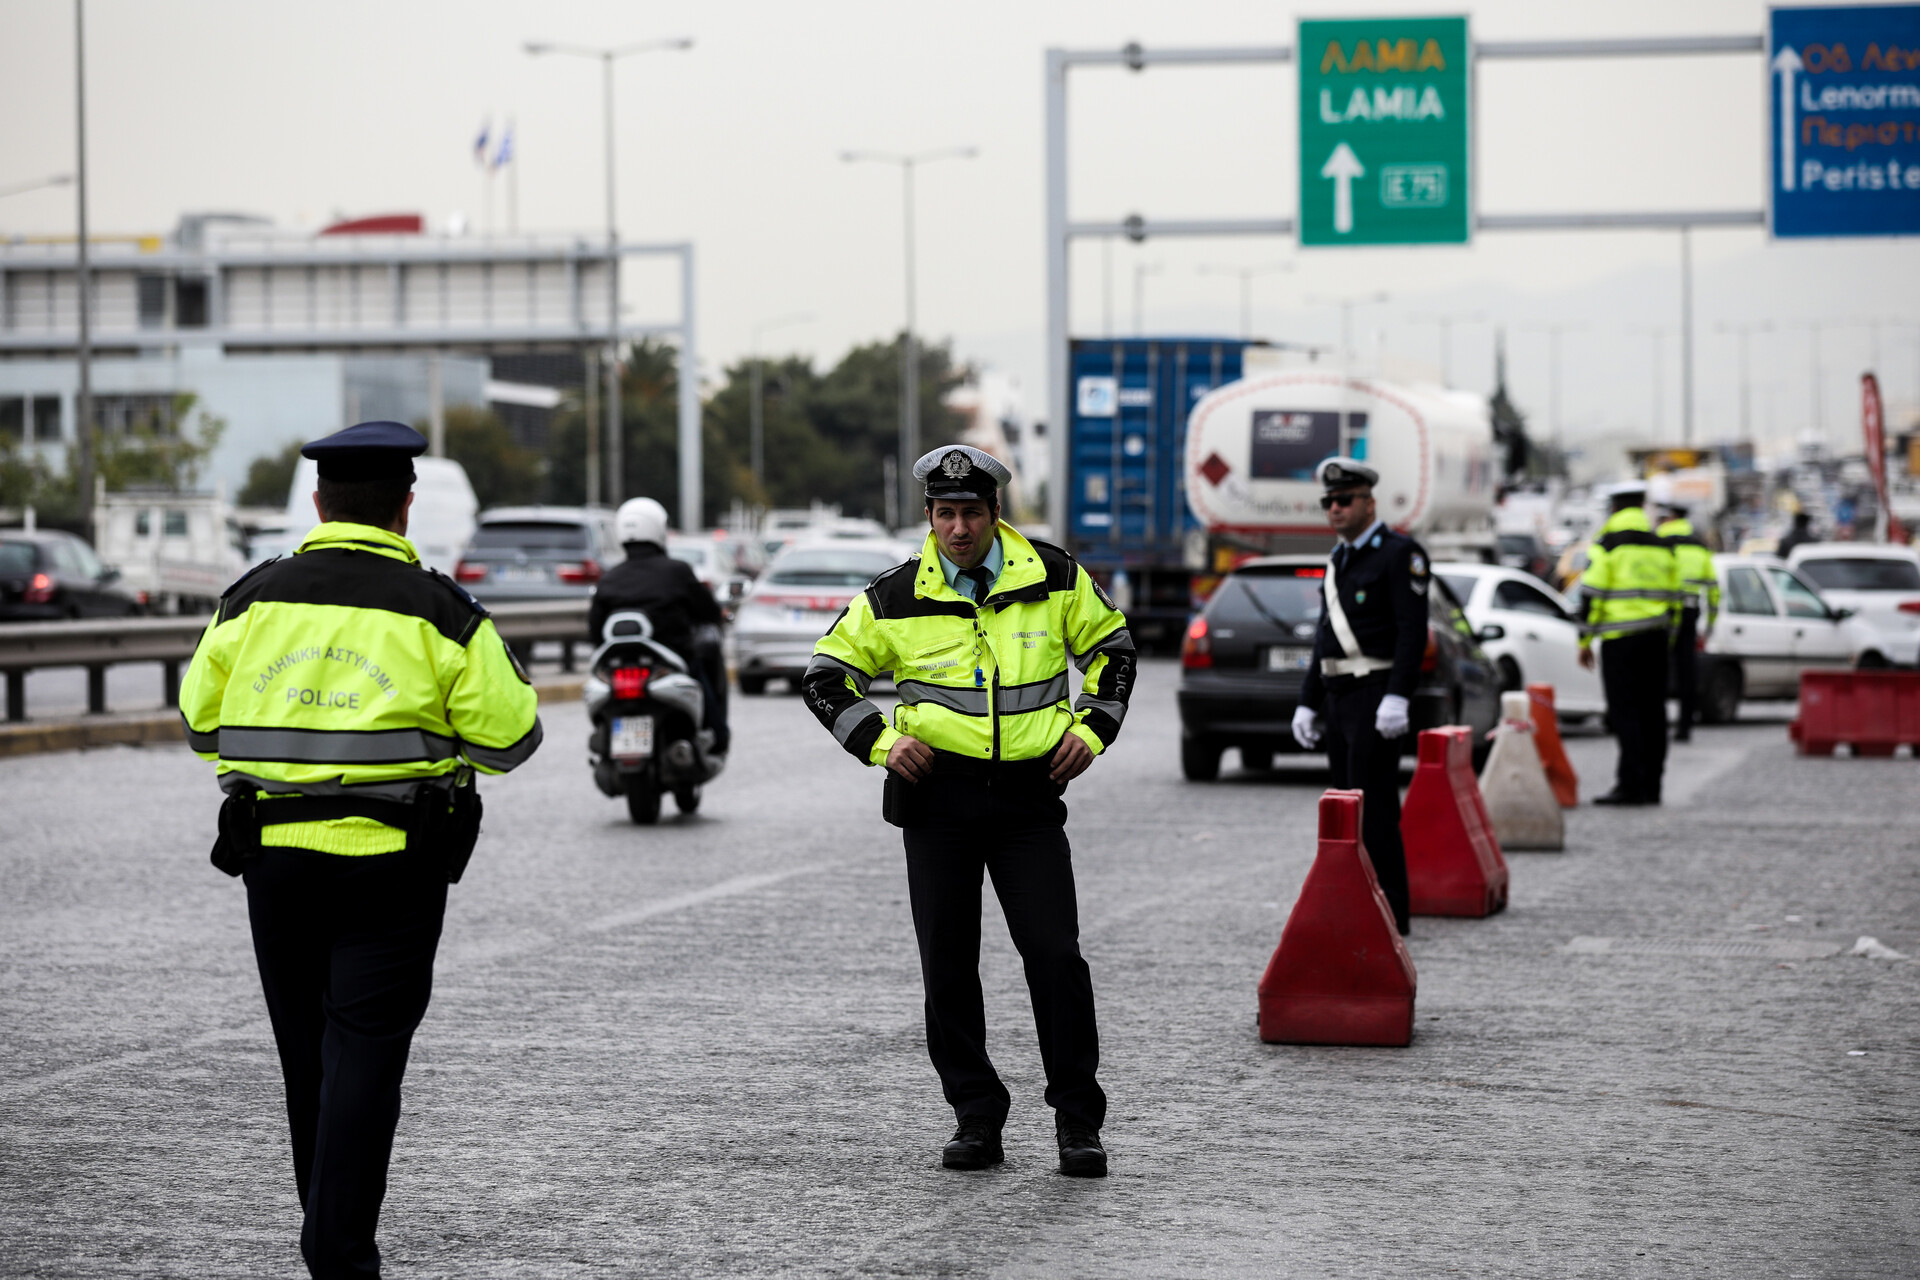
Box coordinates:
[179,421,543,1278]
[1577,481,1680,804]
[1290,458,1430,935]
[803,445,1134,1179]
[1657,502,1718,742]
[590,496,730,754]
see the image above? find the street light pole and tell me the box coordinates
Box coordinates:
[1411,311,1487,386]
[1308,291,1391,359]
[73,0,94,539]
[525,36,692,511]
[1196,262,1294,339]
[749,312,813,493]
[0,173,74,200]
[1131,260,1163,336]
[1715,321,1772,440]
[840,146,978,524]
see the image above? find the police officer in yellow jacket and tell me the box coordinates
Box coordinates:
[804,445,1133,1179]
[1577,482,1680,804]
[1657,503,1717,742]
[179,421,542,1278]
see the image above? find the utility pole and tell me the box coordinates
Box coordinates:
[1680,226,1695,446]
[74,0,94,539]
[1411,311,1487,386]
[1308,292,1391,359]
[1520,322,1586,462]
[748,311,813,493]
[1787,319,1833,444]
[1195,262,1293,339]
[841,147,978,524]
[1715,320,1772,440]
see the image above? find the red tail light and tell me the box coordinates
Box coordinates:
[24,572,55,604]
[1182,615,1213,669]
[1898,601,1920,615]
[610,666,650,700]
[1421,625,1439,673]
[556,559,602,585]
[453,560,487,584]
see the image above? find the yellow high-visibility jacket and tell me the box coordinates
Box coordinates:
[179,522,543,855]
[804,522,1136,765]
[1579,506,1681,647]
[1657,517,1720,626]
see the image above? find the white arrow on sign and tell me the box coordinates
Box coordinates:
[1320,142,1365,234]
[1774,44,1803,192]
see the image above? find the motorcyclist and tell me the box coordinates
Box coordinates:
[590,498,730,754]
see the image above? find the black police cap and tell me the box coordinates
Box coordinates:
[301,420,428,483]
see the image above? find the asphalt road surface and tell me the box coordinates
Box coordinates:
[3,660,1915,1277]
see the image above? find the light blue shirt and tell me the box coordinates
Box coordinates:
[937,536,1004,603]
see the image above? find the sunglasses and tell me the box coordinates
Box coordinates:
[1319,490,1367,510]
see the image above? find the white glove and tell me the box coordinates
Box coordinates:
[1291,705,1322,749]
[1374,693,1410,739]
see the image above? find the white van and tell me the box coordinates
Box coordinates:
[283,455,478,575]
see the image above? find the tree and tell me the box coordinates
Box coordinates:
[440,405,542,509]
[238,439,304,508]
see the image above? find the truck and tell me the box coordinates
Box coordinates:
[94,488,248,614]
[1183,365,1498,577]
[1065,336,1254,650]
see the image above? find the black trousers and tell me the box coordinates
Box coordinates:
[1321,676,1411,932]
[244,848,448,1279]
[897,757,1103,1131]
[1670,608,1700,732]
[1601,628,1670,801]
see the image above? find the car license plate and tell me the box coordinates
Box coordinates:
[610,715,654,760]
[496,565,546,583]
[1266,645,1313,672]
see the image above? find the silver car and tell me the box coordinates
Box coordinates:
[732,540,912,694]
[454,506,624,602]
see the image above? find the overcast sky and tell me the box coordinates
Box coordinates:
[4,0,1917,460]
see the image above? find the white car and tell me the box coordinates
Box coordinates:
[1784,543,1920,667]
[1433,563,1606,716]
[667,532,755,612]
[1698,554,1862,722]
[731,540,914,694]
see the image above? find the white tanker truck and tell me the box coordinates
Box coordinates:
[1184,369,1497,568]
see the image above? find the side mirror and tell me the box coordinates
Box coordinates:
[99,565,121,583]
[1477,622,1506,642]
[1831,606,1854,622]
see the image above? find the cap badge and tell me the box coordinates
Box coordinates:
[941,450,973,479]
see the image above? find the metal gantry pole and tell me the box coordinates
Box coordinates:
[902,159,918,525]
[73,0,93,539]
[603,52,622,509]
[1044,49,1070,538]
[1680,226,1694,446]
[677,242,699,531]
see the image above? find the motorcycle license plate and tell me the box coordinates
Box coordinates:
[1266,645,1313,672]
[610,715,654,760]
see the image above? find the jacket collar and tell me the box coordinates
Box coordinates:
[914,521,1045,602]
[1600,506,1653,536]
[296,521,421,565]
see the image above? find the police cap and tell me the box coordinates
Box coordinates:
[301,420,428,484]
[1598,480,1649,507]
[1315,456,1379,494]
[915,445,1012,503]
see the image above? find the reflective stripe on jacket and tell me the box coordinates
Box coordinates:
[1580,506,1682,646]
[803,522,1136,765]
[1657,517,1720,624]
[178,522,544,855]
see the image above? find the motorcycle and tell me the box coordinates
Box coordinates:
[583,611,727,823]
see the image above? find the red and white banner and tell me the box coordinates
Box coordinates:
[1861,373,1906,544]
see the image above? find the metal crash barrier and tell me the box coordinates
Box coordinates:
[0,599,591,721]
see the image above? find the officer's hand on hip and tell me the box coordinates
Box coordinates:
[1374,694,1410,739]
[1049,732,1094,783]
[886,735,936,783]
[1291,706,1322,749]
[1578,646,1595,671]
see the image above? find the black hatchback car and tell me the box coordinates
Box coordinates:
[1176,554,1501,780]
[0,530,142,621]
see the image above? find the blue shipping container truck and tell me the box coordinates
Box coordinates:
[1068,336,1251,651]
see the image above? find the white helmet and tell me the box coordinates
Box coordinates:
[615,497,670,546]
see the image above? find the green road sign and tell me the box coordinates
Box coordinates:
[1298,15,1472,246]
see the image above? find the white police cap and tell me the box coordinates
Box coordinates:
[1598,480,1650,504]
[913,445,1013,502]
[1315,456,1379,493]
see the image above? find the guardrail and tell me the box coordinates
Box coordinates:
[0,599,592,721]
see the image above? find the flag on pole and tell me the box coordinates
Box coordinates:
[473,120,491,167]
[492,122,514,172]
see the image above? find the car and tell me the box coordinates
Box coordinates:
[453,507,624,602]
[732,540,914,694]
[667,532,755,613]
[1176,554,1502,781]
[1784,543,1920,668]
[1697,554,1863,723]
[1494,531,1555,582]
[1432,562,1606,717]
[0,530,142,620]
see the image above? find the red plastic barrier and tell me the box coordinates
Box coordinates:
[1258,790,1417,1047]
[1790,669,1920,757]
[1527,683,1579,808]
[1400,727,1510,917]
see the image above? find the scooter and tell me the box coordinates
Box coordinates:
[583,611,726,824]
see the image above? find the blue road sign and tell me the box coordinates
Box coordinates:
[1771,5,1920,238]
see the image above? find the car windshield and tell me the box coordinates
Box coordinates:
[1438,573,1478,604]
[469,522,590,554]
[1217,570,1325,629]
[767,548,899,587]
[0,542,37,574]
[1795,557,1920,591]
[668,545,711,569]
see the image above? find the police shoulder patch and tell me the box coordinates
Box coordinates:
[1409,552,1428,577]
[1091,576,1117,610]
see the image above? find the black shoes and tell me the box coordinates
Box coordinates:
[1056,1121,1108,1178]
[942,1118,1004,1170]
[1593,790,1658,807]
